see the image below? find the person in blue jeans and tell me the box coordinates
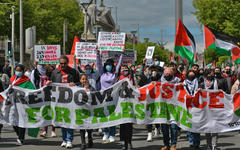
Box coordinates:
[47,55,80,148]
[96,48,123,143]
[160,68,180,150]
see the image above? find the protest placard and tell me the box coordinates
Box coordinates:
[75,42,97,60]
[145,46,155,59]
[98,32,126,51]
[34,45,61,64]
[108,50,136,65]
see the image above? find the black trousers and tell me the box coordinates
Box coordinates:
[80,129,92,145]
[13,126,26,141]
[120,123,133,143]
[147,124,160,132]
[0,124,2,133]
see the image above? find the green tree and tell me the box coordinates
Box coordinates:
[0,0,84,54]
[193,0,240,42]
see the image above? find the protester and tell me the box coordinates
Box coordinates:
[160,67,180,150]
[118,65,134,150]
[0,65,10,89]
[31,64,57,138]
[76,74,94,150]
[0,79,4,139]
[10,64,35,145]
[96,48,123,143]
[48,55,80,148]
[214,66,230,94]
[231,71,240,94]
[184,70,200,150]
[84,64,99,90]
[223,65,236,93]
[24,68,32,78]
[169,62,185,82]
[3,60,11,78]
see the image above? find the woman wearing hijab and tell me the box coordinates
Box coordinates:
[10,64,35,146]
[96,48,123,143]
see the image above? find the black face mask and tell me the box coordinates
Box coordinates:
[207,75,214,81]
[187,76,195,81]
[215,72,221,77]
[179,67,184,72]
[226,70,231,75]
[164,75,173,81]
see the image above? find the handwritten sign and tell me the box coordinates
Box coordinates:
[145,46,155,59]
[34,45,61,64]
[108,50,136,65]
[75,42,97,60]
[98,32,126,51]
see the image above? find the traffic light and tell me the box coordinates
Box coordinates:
[7,41,11,55]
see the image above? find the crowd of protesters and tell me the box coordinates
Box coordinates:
[0,48,239,150]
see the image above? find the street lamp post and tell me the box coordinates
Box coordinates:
[131,31,137,50]
[20,0,23,64]
[11,6,15,75]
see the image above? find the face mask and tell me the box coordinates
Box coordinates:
[15,71,23,77]
[179,67,184,72]
[106,65,112,72]
[154,61,160,66]
[187,75,195,81]
[207,75,214,81]
[164,75,173,81]
[85,69,91,75]
[136,68,141,72]
[226,70,231,74]
[215,72,221,77]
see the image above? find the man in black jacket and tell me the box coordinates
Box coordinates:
[47,55,80,148]
[215,66,230,94]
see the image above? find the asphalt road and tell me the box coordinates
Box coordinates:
[0,124,240,150]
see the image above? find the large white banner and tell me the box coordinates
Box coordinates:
[1,79,240,133]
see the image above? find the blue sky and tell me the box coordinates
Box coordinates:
[103,0,204,53]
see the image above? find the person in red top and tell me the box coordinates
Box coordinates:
[169,62,185,82]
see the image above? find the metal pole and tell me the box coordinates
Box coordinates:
[137,24,140,42]
[20,0,23,64]
[11,6,15,75]
[175,0,183,32]
[115,6,118,32]
[63,21,66,55]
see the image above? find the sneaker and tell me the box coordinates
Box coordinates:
[146,132,153,142]
[102,133,108,142]
[51,131,56,137]
[154,127,160,137]
[109,136,115,143]
[85,131,88,138]
[66,142,73,148]
[40,131,46,138]
[61,141,67,147]
[16,139,23,146]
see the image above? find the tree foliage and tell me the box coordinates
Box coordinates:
[193,0,240,42]
[204,48,230,66]
[125,42,170,65]
[0,0,84,54]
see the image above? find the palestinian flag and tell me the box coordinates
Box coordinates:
[232,46,240,64]
[174,19,196,64]
[203,25,236,56]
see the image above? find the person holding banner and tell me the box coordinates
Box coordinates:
[160,67,180,150]
[96,48,123,143]
[84,64,99,90]
[10,64,36,146]
[118,65,135,150]
[76,74,95,150]
[31,64,56,138]
[0,79,4,139]
[184,70,201,150]
[48,55,80,148]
